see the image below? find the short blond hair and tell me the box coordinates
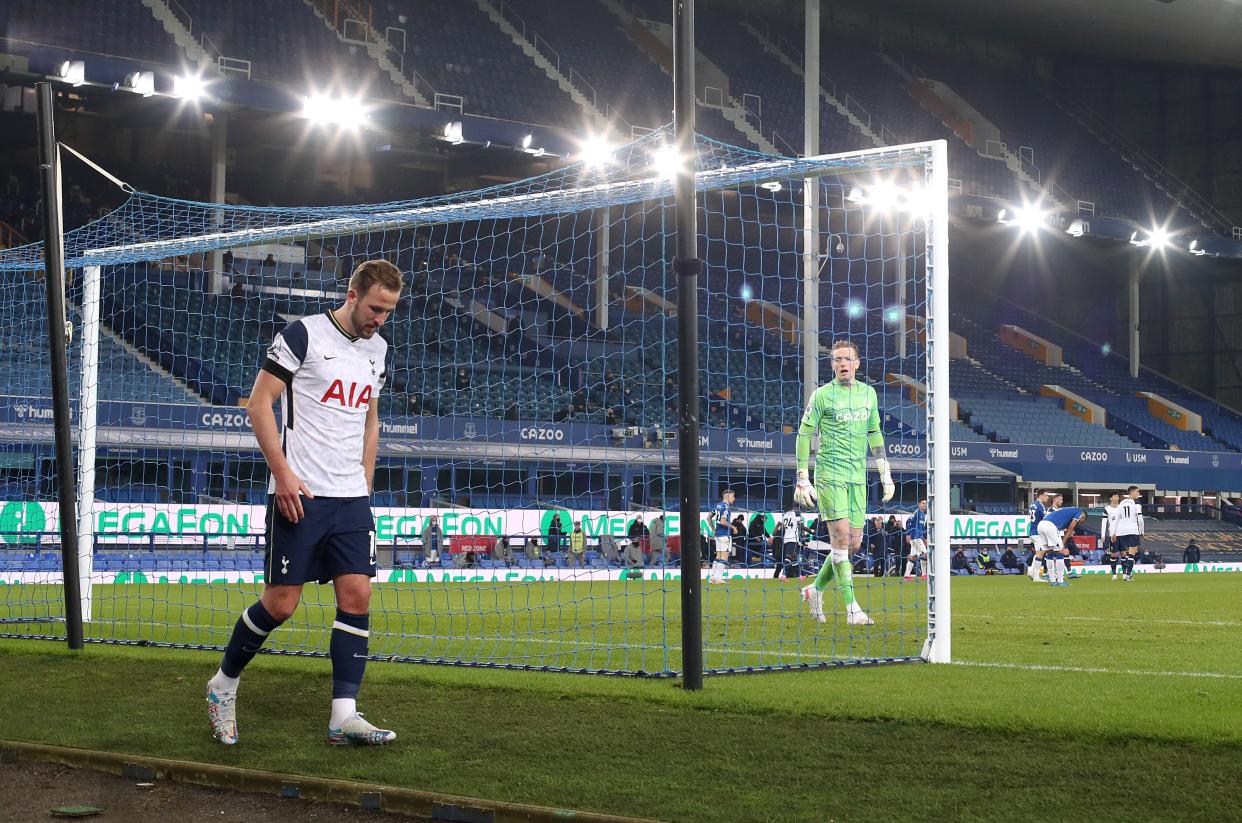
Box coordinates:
[831,339,859,358]
[349,259,404,296]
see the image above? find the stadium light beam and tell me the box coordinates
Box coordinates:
[866,181,899,213]
[173,72,208,103]
[847,181,927,215]
[303,93,368,129]
[578,135,615,169]
[1013,204,1047,234]
[897,185,931,218]
[520,133,533,150]
[1130,227,1172,250]
[999,201,1046,234]
[651,143,683,180]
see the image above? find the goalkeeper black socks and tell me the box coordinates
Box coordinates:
[220,601,284,679]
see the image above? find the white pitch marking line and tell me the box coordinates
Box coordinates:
[102,621,883,661]
[954,660,1242,681]
[969,614,1242,628]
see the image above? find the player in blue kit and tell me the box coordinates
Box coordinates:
[1036,505,1088,587]
[902,498,928,580]
[707,488,738,584]
[1027,490,1052,582]
[206,260,403,747]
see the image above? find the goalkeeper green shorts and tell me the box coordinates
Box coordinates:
[815,480,867,529]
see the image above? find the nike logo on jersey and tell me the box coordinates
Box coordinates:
[324,355,337,360]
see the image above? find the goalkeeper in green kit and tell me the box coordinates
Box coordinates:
[794,339,894,625]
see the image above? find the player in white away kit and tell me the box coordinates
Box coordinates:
[1101,492,1121,579]
[206,260,402,747]
[775,507,805,578]
[1109,485,1145,581]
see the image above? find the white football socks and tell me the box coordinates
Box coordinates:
[208,669,240,696]
[330,698,357,728]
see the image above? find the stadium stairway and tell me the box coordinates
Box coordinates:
[955,289,1242,452]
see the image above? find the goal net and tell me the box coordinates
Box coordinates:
[0,129,950,676]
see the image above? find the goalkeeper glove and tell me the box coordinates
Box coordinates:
[875,457,895,503]
[793,469,817,510]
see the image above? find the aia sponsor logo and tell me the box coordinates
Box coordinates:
[320,379,372,408]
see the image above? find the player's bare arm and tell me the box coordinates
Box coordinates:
[247,369,314,523]
[362,397,380,494]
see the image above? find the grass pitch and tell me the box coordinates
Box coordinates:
[1,574,1240,821]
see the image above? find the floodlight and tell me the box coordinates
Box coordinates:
[845,299,865,319]
[302,93,368,128]
[1012,204,1047,234]
[998,200,1046,232]
[440,120,463,144]
[56,60,85,87]
[122,71,155,97]
[520,133,533,149]
[578,135,615,168]
[739,283,754,301]
[173,72,207,102]
[883,305,904,325]
[651,143,683,179]
[866,181,898,212]
[1065,218,1087,237]
[1129,227,1172,250]
[1189,239,1207,256]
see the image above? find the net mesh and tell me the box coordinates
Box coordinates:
[0,130,939,676]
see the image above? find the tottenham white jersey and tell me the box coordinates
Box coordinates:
[781,510,802,543]
[1109,498,1144,537]
[1101,504,1118,541]
[263,312,388,498]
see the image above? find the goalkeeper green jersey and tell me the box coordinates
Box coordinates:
[796,380,884,484]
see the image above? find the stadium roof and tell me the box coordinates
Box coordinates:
[866,0,1242,67]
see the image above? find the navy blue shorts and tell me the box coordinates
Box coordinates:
[264,496,375,585]
[1116,534,1141,552]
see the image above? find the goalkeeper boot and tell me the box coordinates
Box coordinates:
[846,606,875,626]
[800,584,826,623]
[206,684,238,746]
[327,713,397,746]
